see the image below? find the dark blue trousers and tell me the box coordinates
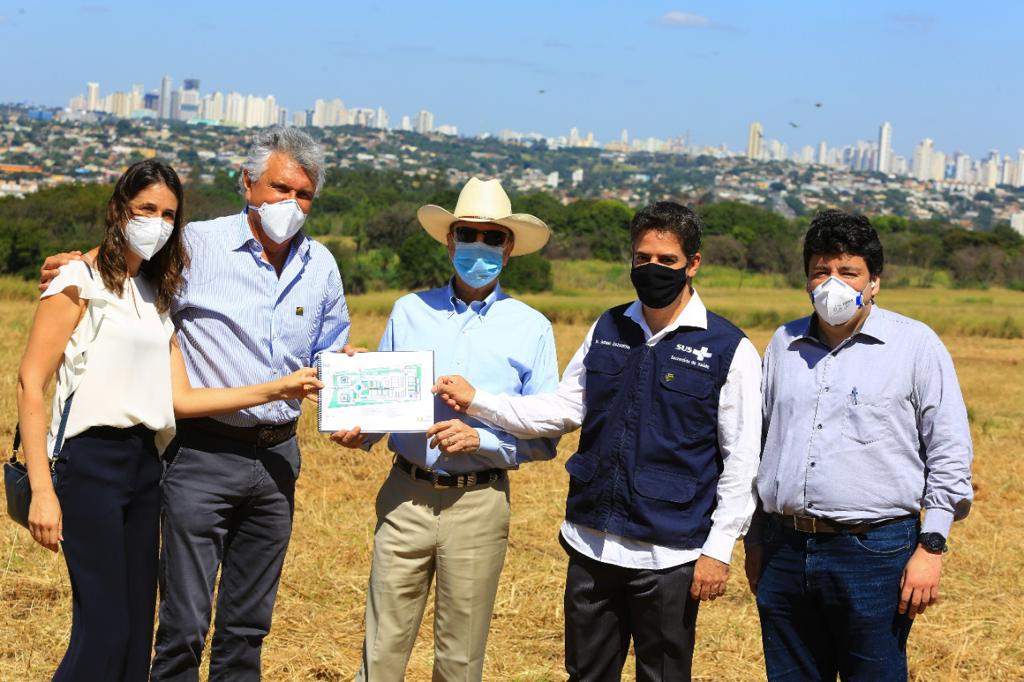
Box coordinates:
[755,517,918,682]
[150,428,299,682]
[53,425,162,682]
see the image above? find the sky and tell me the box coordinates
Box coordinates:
[0,0,1020,160]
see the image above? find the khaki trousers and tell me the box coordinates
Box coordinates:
[357,464,511,682]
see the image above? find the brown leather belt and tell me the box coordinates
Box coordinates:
[179,417,298,449]
[775,513,917,535]
[393,455,505,489]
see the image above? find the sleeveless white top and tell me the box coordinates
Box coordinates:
[41,261,176,454]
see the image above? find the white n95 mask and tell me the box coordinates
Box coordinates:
[125,216,174,261]
[809,276,874,326]
[250,199,306,244]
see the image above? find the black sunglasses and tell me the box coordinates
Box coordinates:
[453,226,510,248]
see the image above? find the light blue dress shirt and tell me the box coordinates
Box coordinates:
[172,211,350,427]
[377,280,559,474]
[754,305,973,539]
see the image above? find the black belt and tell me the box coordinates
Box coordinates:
[179,417,297,448]
[775,513,917,535]
[393,455,505,489]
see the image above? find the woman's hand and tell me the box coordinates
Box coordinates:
[28,490,63,553]
[274,367,324,401]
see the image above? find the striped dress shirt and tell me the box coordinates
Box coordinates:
[172,211,350,427]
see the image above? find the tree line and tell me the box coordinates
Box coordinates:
[0,168,1021,292]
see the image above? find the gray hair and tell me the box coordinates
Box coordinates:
[239,126,326,197]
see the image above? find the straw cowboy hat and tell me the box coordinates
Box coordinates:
[417,177,551,256]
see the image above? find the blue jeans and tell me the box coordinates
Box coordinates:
[755,517,918,681]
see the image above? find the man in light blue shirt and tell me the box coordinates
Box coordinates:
[745,209,973,681]
[334,178,558,681]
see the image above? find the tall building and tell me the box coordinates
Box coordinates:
[621,129,629,145]
[876,121,892,173]
[110,91,131,118]
[953,152,971,182]
[86,82,100,111]
[200,92,224,121]
[225,92,245,124]
[746,122,763,160]
[1016,149,1024,187]
[415,110,434,134]
[180,79,200,121]
[912,138,934,181]
[312,98,346,127]
[929,150,946,182]
[159,75,173,119]
[817,141,828,166]
[130,84,144,114]
[293,110,308,127]
[981,151,1000,188]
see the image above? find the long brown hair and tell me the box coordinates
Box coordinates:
[96,160,189,312]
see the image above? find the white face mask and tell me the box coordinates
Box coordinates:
[250,199,306,244]
[125,216,174,261]
[809,276,875,327]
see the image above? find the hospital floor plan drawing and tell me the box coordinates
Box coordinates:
[327,364,423,408]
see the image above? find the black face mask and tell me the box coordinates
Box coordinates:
[630,262,689,309]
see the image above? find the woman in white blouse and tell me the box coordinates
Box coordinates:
[15,160,322,681]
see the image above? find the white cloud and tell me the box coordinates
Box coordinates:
[658,11,714,28]
[657,10,734,31]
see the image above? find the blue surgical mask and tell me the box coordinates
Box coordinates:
[453,242,504,288]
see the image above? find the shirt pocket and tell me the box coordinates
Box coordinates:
[582,350,628,409]
[654,366,715,439]
[841,398,894,445]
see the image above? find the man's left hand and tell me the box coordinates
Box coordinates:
[690,555,729,601]
[899,545,943,618]
[426,419,481,454]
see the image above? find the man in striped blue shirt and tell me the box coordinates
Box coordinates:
[151,129,350,680]
[42,127,350,680]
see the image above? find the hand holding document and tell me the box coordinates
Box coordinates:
[432,375,477,413]
[317,351,434,433]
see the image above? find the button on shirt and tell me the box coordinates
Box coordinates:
[470,291,763,568]
[172,212,350,427]
[755,306,973,539]
[377,281,559,474]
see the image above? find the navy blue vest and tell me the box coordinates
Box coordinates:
[564,303,745,548]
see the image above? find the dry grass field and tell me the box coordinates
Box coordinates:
[2,285,1023,680]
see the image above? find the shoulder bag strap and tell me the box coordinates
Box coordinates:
[9,258,96,464]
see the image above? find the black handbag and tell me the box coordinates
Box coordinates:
[5,261,93,529]
[4,394,76,529]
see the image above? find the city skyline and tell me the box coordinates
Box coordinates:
[0,1,1020,159]
[54,72,1023,189]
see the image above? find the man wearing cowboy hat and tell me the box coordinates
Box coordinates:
[333,177,560,681]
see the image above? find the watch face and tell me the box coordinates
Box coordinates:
[919,533,946,551]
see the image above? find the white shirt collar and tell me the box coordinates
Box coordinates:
[623,289,708,344]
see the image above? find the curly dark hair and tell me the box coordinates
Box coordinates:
[629,201,703,262]
[803,209,884,277]
[96,160,189,313]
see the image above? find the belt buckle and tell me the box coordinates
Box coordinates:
[794,515,817,533]
[430,470,445,489]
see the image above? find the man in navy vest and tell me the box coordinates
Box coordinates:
[433,201,762,681]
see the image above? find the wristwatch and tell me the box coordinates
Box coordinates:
[918,532,948,554]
